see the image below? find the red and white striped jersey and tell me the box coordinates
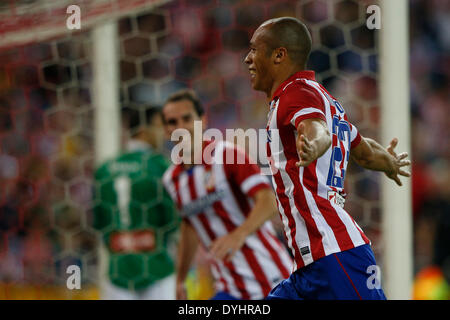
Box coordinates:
[163,140,292,300]
[266,70,370,272]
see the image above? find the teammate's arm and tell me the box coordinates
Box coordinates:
[295,118,332,167]
[175,220,199,300]
[210,188,278,261]
[350,137,411,186]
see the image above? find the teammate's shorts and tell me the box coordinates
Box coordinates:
[210,291,239,300]
[266,244,387,300]
[101,274,176,300]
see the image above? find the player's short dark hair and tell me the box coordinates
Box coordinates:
[262,17,312,68]
[122,105,161,132]
[164,89,204,117]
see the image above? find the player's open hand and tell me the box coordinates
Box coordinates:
[209,230,246,261]
[296,123,317,167]
[385,138,411,186]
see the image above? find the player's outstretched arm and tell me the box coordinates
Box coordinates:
[209,188,278,261]
[350,137,411,186]
[175,220,199,300]
[295,119,332,167]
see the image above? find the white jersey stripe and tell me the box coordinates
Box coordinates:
[270,175,298,271]
[232,250,265,298]
[264,228,294,272]
[210,262,225,293]
[332,203,366,246]
[178,172,211,247]
[240,174,270,194]
[216,260,242,299]
[212,142,246,227]
[280,171,314,266]
[304,80,330,108]
[290,107,326,126]
[310,84,334,199]
[244,233,286,286]
[299,166,340,255]
[192,166,225,238]
[352,218,371,245]
[350,125,358,142]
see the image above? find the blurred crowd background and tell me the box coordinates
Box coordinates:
[0,0,448,299]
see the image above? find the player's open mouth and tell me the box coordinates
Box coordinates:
[249,68,256,79]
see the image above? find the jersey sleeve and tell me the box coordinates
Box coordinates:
[349,122,362,149]
[222,145,271,198]
[282,82,327,129]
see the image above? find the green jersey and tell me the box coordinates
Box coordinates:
[93,149,179,290]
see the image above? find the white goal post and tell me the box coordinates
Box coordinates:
[380,0,413,300]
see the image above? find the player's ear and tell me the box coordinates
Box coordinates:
[273,47,287,64]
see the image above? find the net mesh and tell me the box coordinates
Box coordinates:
[0,0,383,299]
[0,0,171,49]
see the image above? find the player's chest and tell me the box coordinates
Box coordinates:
[176,165,228,217]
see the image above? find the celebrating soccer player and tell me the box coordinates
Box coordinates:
[161,89,292,300]
[244,17,411,300]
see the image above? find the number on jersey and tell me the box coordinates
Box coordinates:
[326,114,351,189]
[114,175,131,227]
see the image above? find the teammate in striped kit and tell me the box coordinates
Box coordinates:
[244,17,411,299]
[161,89,292,300]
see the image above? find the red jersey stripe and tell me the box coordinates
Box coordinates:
[304,161,354,251]
[271,169,305,269]
[256,230,290,279]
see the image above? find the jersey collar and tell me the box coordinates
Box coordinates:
[271,70,316,101]
[126,139,152,152]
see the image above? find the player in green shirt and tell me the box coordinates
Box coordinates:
[93,107,179,299]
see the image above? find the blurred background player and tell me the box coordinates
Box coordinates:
[245,17,411,299]
[93,107,179,299]
[161,89,293,300]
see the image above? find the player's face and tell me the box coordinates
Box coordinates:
[162,99,202,139]
[245,26,274,96]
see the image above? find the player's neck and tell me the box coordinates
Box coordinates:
[269,65,305,99]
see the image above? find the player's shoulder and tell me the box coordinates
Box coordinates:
[112,150,147,163]
[213,139,241,154]
[120,150,169,173]
[212,140,247,162]
[94,152,132,178]
[279,78,325,106]
[97,151,152,178]
[144,150,170,167]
